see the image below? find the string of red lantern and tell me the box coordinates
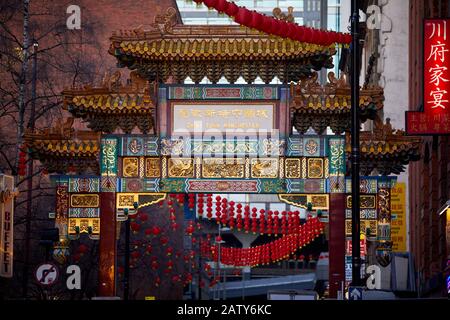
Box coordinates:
[203,196,305,235]
[209,217,324,267]
[190,0,351,46]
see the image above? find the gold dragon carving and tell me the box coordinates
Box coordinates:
[168,158,194,178]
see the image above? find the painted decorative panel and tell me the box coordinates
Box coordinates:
[307,158,324,178]
[116,178,160,193]
[100,176,117,192]
[101,137,119,176]
[202,158,245,178]
[186,179,259,193]
[328,138,345,176]
[251,158,278,178]
[345,209,378,220]
[70,194,99,208]
[328,176,345,193]
[168,86,279,100]
[287,136,327,157]
[345,178,378,194]
[68,218,100,238]
[278,194,329,210]
[120,136,159,156]
[346,195,377,209]
[122,157,139,177]
[56,185,69,220]
[287,137,303,156]
[160,178,286,194]
[68,208,100,218]
[68,177,100,193]
[162,138,286,157]
[145,158,161,177]
[304,138,320,157]
[287,179,326,193]
[168,158,194,178]
[345,220,377,237]
[285,158,301,179]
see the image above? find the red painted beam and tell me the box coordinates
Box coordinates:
[98,191,117,296]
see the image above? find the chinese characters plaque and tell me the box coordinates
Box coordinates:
[406,19,450,135]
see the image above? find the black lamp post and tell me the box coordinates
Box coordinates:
[350,0,362,287]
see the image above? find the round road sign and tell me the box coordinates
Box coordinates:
[34,263,59,286]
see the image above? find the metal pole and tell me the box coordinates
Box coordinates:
[123,216,130,300]
[223,271,227,300]
[197,234,202,300]
[242,272,245,301]
[350,0,361,286]
[23,40,38,299]
[217,226,221,300]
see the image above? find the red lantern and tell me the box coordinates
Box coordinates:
[287,22,297,39]
[267,210,273,235]
[224,1,238,16]
[154,276,161,287]
[160,236,169,246]
[214,0,229,12]
[152,226,161,236]
[304,28,313,43]
[234,7,252,26]
[186,222,195,236]
[278,20,289,38]
[77,244,88,255]
[228,202,235,229]
[138,212,148,222]
[131,251,140,260]
[249,11,263,29]
[145,245,152,255]
[203,0,217,8]
[130,221,140,234]
[273,211,279,235]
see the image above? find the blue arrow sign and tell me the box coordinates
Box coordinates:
[349,287,363,300]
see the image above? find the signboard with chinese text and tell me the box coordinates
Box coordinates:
[391,183,407,252]
[406,19,450,135]
[0,175,15,278]
[345,239,367,258]
[171,103,275,135]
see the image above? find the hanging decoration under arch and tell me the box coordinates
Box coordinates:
[209,217,325,267]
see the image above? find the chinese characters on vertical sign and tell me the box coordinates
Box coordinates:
[0,175,17,278]
[406,19,450,135]
[391,183,406,252]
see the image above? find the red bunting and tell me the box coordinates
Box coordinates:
[191,0,351,46]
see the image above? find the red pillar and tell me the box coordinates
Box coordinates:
[328,193,346,298]
[98,191,116,296]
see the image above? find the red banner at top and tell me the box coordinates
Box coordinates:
[407,19,450,135]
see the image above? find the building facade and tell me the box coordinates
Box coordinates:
[409,0,450,297]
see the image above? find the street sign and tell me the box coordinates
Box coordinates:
[35,263,59,286]
[345,256,365,281]
[345,239,366,257]
[348,287,363,300]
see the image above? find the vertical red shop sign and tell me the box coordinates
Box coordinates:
[406,19,450,135]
